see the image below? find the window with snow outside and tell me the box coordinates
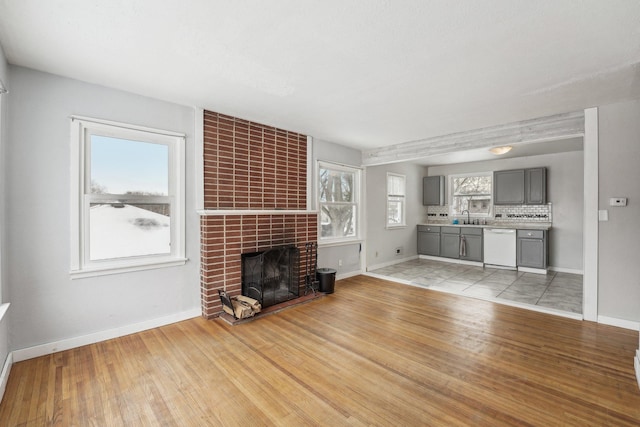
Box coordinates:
[70,117,185,277]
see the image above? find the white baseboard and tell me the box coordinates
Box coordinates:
[367,255,418,272]
[0,351,13,405]
[548,266,584,275]
[12,308,202,362]
[597,315,640,331]
[518,266,548,275]
[336,270,362,280]
[635,350,640,391]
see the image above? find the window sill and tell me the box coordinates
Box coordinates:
[318,238,363,248]
[70,257,188,279]
[386,224,407,230]
[0,303,9,323]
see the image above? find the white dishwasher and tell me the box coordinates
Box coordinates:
[483,228,516,268]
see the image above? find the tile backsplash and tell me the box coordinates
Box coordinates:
[427,203,552,223]
[493,204,552,222]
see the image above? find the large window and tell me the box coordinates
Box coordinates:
[318,162,361,242]
[386,173,406,227]
[449,172,492,217]
[70,116,186,277]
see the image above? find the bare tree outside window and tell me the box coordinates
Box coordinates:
[451,174,492,216]
[318,164,358,240]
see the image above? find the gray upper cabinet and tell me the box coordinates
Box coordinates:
[525,167,546,204]
[423,176,445,206]
[494,167,546,205]
[493,169,525,204]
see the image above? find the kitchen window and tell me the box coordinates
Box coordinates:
[318,162,361,243]
[70,116,186,278]
[386,173,406,228]
[449,172,492,217]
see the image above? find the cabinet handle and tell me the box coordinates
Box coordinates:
[527,232,532,236]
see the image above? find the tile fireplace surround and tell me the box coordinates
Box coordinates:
[200,111,317,318]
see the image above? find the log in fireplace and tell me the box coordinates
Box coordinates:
[241,245,300,308]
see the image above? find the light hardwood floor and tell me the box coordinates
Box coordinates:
[1,275,639,426]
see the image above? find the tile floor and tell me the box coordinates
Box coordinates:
[370,258,583,314]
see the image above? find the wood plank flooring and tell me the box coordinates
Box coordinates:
[1,275,639,426]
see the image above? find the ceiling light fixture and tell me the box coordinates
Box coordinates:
[489,146,512,155]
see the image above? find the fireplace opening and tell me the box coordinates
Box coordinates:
[242,245,300,308]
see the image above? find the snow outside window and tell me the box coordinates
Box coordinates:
[449,172,493,217]
[318,162,361,243]
[70,117,186,278]
[386,173,406,228]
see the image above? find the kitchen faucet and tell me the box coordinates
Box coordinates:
[461,209,470,225]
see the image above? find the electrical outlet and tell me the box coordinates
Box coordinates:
[395,247,403,256]
[338,259,343,267]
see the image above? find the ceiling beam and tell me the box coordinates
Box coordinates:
[361,110,585,166]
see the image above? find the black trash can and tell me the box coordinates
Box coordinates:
[316,268,337,294]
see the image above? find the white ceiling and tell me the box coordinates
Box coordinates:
[0,1,639,152]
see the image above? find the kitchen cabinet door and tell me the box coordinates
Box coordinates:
[525,167,547,204]
[423,176,445,206]
[460,234,483,262]
[517,230,547,268]
[418,231,440,256]
[440,232,461,259]
[494,169,525,205]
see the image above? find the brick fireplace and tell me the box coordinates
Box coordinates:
[200,111,318,318]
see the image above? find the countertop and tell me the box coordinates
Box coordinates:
[417,221,552,230]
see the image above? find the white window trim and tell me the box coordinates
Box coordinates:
[317,161,362,245]
[386,172,406,229]
[70,116,187,278]
[448,171,493,218]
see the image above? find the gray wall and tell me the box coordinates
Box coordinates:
[5,66,200,351]
[366,162,428,268]
[0,43,9,375]
[427,151,584,271]
[598,99,640,322]
[313,138,363,277]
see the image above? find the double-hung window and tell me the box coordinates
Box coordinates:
[449,172,492,217]
[318,162,361,243]
[386,173,406,227]
[70,116,186,277]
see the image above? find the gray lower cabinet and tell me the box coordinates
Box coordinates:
[440,227,461,258]
[517,229,548,268]
[417,225,440,256]
[419,226,483,261]
[460,228,483,262]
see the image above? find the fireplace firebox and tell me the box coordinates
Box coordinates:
[241,245,300,308]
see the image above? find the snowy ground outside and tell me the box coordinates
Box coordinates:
[89,204,170,260]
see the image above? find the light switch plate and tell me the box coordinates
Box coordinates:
[598,210,608,221]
